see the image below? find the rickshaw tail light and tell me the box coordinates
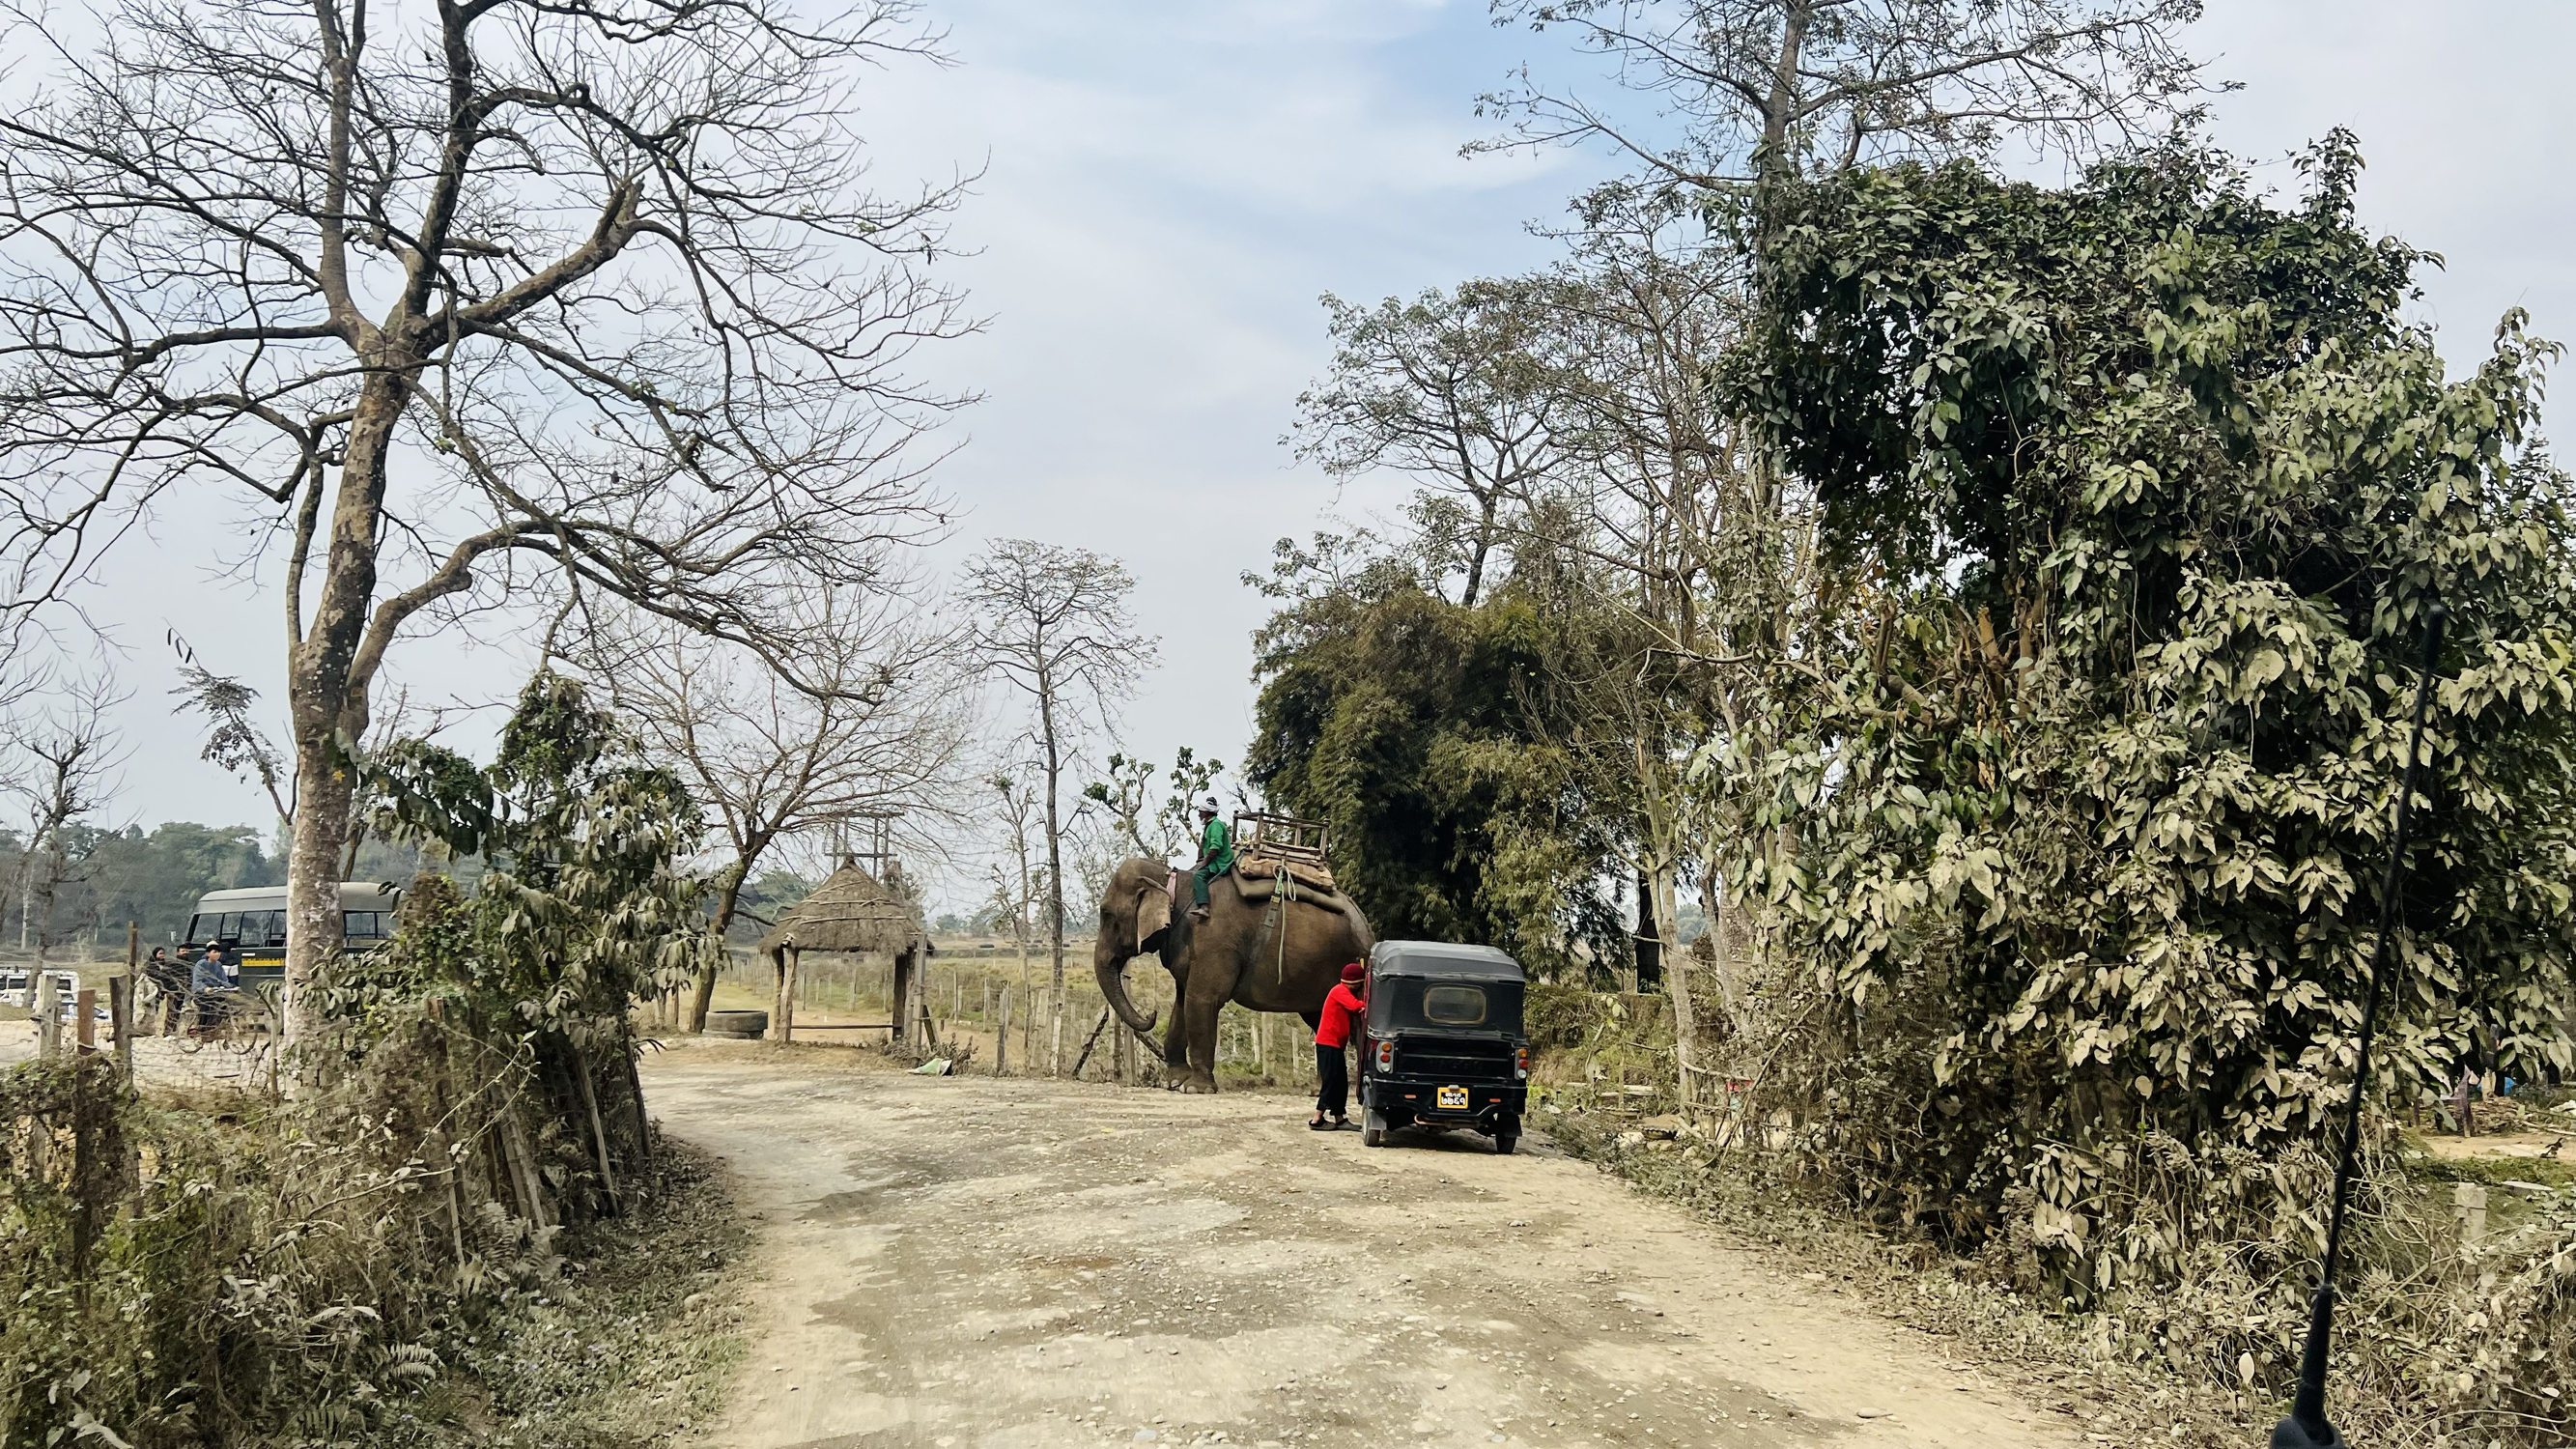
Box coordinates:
[1514,1046,1529,1078]
[1374,1039,1394,1070]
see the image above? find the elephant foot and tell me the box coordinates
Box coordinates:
[1173,1072,1220,1094]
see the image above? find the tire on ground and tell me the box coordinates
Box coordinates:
[705,1009,769,1039]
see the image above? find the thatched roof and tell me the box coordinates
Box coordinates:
[756,862,921,956]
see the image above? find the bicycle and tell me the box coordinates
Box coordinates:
[177,982,279,1076]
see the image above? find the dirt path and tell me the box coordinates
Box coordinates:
[641,1043,2080,1449]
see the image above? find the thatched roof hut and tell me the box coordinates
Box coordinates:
[756,861,922,957]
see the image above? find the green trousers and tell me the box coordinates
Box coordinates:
[1192,862,1227,907]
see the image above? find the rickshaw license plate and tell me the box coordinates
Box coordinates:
[1436,1085,1469,1110]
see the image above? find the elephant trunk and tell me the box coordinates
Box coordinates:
[1095,932,1160,1036]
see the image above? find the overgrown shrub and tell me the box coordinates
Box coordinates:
[0,1031,739,1446]
[1717,135,2576,1294]
[2,673,739,1445]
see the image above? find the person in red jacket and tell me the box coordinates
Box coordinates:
[1311,960,1367,1130]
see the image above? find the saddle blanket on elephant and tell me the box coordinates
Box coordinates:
[1231,855,1345,913]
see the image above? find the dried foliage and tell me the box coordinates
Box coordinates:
[0,1045,748,1447]
[1,673,739,1445]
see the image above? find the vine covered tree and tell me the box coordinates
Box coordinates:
[1725,135,2576,1301]
[0,0,972,1070]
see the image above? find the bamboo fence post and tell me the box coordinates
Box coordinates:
[573,1045,621,1213]
[1070,1006,1113,1076]
[34,973,60,1059]
[108,975,131,1081]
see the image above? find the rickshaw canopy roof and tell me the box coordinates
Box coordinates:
[1369,940,1524,982]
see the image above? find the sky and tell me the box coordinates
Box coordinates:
[27,0,2576,911]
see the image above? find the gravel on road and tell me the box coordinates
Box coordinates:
[641,1042,2079,1449]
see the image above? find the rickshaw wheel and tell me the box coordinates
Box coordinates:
[1362,1109,1386,1148]
[1494,1133,1518,1155]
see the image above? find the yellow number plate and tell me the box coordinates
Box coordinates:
[1437,1085,1469,1110]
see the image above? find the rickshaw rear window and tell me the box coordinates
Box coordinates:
[1422,984,1486,1024]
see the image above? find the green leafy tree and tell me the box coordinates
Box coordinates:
[347,673,721,1215]
[14,821,275,947]
[1246,538,1624,976]
[1722,135,2576,1293]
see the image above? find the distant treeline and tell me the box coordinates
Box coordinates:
[0,824,979,955]
[0,822,474,953]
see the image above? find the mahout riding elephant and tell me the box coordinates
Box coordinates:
[1092,855,1375,1094]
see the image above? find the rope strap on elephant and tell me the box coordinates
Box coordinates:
[1260,862,1297,983]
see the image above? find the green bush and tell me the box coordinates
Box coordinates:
[1725,135,2576,1289]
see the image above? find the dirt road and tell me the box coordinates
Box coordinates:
[641,1044,2080,1449]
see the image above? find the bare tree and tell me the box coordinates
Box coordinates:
[4,672,127,969]
[0,0,975,1069]
[1481,0,2208,188]
[962,541,1155,1074]
[1291,285,1563,608]
[581,586,974,1032]
[982,770,1044,1072]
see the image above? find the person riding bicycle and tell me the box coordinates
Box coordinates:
[189,945,236,1032]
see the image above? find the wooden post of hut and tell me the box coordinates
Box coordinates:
[890,937,918,1048]
[753,855,924,1046]
[771,942,802,1042]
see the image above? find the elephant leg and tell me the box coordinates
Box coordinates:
[1173,959,1232,1094]
[1158,944,1191,1076]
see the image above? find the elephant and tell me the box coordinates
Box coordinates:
[1093,855,1376,1094]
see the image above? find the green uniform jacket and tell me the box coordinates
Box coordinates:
[1200,815,1235,874]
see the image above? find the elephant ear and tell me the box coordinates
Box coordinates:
[1136,885,1172,948]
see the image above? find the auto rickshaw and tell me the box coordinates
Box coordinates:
[1356,940,1529,1153]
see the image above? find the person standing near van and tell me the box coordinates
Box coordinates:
[1310,960,1366,1130]
[143,947,186,1035]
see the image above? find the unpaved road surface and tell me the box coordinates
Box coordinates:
[642,1044,2080,1449]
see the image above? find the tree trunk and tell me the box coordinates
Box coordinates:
[283,740,357,1067]
[282,369,415,1081]
[1039,683,1066,1075]
[772,945,799,1042]
[34,973,60,1060]
[573,1042,621,1214]
[1016,922,1033,1067]
[691,866,750,1034]
[1460,489,1501,609]
[908,944,938,1047]
[1701,863,1741,1015]
[1653,860,1696,1105]
[1758,0,1815,178]
[1634,868,1663,989]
